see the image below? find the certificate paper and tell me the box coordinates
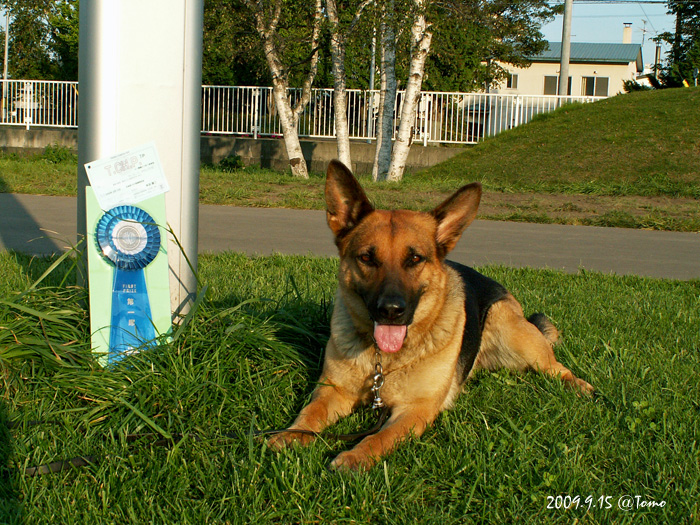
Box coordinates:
[85,142,170,210]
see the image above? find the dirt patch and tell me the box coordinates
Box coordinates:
[479,193,700,230]
[200,178,700,232]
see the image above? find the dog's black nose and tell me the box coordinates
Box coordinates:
[377,295,407,322]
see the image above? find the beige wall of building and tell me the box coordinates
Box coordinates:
[494,60,640,97]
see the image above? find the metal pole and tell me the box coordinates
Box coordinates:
[253,88,259,139]
[558,0,573,100]
[78,0,203,317]
[654,44,661,79]
[422,93,428,147]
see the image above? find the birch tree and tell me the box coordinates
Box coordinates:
[386,0,432,181]
[325,0,372,170]
[244,0,323,178]
[370,0,432,182]
[371,0,398,181]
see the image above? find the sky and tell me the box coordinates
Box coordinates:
[540,2,676,70]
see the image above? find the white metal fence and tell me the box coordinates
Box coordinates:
[1,79,79,129]
[200,86,603,144]
[2,79,604,144]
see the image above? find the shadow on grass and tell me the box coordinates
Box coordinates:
[0,401,21,524]
[7,251,80,288]
[207,289,331,371]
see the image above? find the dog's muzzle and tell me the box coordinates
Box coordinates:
[371,293,412,353]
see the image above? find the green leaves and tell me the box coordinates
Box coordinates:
[1,0,78,80]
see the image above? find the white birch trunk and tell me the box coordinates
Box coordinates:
[326,0,372,170]
[326,0,352,169]
[372,0,397,182]
[270,80,307,177]
[386,0,432,182]
[246,0,323,179]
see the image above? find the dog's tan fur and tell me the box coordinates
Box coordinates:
[269,160,593,470]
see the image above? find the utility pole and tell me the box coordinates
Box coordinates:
[558,0,573,99]
[655,44,661,79]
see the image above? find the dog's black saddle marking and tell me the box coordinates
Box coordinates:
[446,261,509,383]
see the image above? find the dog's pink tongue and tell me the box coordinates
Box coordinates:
[373,323,407,353]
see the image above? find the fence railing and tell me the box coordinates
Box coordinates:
[200,86,603,145]
[2,79,604,144]
[1,79,79,129]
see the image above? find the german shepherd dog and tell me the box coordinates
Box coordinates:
[269,160,594,470]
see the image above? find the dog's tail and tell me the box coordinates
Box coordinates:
[527,313,559,346]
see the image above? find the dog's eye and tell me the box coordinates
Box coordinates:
[406,253,424,267]
[358,253,374,265]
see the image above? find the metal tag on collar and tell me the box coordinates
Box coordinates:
[371,347,385,410]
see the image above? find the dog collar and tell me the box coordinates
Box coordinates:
[371,346,385,411]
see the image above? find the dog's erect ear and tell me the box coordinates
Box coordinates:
[325,160,374,239]
[430,182,482,258]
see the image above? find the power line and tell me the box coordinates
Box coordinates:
[548,1,670,4]
[550,0,700,3]
[638,3,660,35]
[569,13,670,17]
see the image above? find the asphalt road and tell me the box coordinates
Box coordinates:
[1,193,698,280]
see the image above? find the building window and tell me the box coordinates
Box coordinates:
[544,76,557,95]
[582,76,609,97]
[506,74,518,89]
[544,75,571,95]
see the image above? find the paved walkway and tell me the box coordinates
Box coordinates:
[1,193,698,280]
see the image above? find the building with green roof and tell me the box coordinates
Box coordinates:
[496,41,644,97]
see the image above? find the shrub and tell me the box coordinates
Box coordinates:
[42,143,77,164]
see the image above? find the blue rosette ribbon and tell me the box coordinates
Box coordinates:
[95,206,161,361]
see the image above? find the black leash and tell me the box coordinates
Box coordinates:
[24,456,99,477]
[11,425,203,477]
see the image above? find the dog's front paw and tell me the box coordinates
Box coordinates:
[329,449,377,471]
[574,377,595,396]
[267,429,317,450]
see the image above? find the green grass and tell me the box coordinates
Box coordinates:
[0,153,77,197]
[1,251,699,523]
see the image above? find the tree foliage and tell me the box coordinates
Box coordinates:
[425,0,558,92]
[203,0,331,88]
[47,0,78,80]
[657,0,700,85]
[0,0,78,80]
[203,0,269,85]
[202,0,555,92]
